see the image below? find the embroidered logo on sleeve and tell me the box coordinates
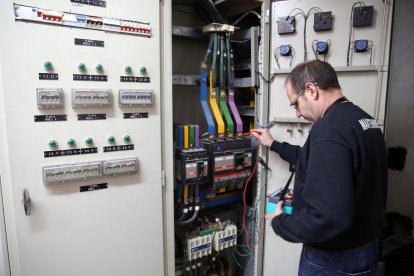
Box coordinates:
[359,118,380,131]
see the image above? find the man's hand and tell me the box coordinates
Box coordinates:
[265,201,284,222]
[250,128,275,147]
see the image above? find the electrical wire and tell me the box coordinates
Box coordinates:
[287,8,306,18]
[176,183,200,226]
[232,10,261,26]
[303,7,322,61]
[242,136,260,249]
[347,2,367,66]
[274,46,281,69]
[255,71,277,84]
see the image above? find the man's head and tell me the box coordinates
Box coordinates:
[285,60,343,122]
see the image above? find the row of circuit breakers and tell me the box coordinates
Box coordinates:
[14,4,151,37]
[43,157,138,185]
[37,88,153,108]
[175,125,253,189]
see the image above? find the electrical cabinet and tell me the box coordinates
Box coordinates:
[0,1,164,275]
[0,0,394,275]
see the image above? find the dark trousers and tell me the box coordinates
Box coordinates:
[298,241,379,276]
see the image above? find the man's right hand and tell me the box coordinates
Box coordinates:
[250,128,275,147]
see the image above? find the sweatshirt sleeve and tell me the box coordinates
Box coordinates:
[271,140,354,243]
[270,141,302,165]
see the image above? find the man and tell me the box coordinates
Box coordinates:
[251,60,387,275]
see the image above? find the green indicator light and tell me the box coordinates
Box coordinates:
[78,63,86,72]
[125,66,132,74]
[49,140,58,149]
[139,67,147,75]
[67,138,76,147]
[44,61,53,71]
[85,137,93,145]
[123,135,131,143]
[107,136,115,144]
[96,64,104,73]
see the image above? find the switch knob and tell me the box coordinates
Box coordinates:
[44,61,53,71]
[78,63,87,72]
[123,135,131,143]
[67,138,76,147]
[95,64,104,73]
[125,66,132,74]
[49,139,58,149]
[139,66,147,75]
[85,137,94,145]
[107,136,115,144]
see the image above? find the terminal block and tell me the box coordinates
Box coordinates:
[36,88,64,108]
[213,224,237,251]
[203,137,253,188]
[353,6,374,27]
[313,11,333,31]
[72,89,112,107]
[176,148,208,184]
[187,234,212,261]
[118,90,154,106]
[103,158,139,176]
[277,16,295,34]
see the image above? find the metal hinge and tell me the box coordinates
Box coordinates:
[265,9,270,24]
[161,170,166,188]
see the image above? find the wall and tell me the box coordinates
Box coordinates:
[385,0,414,225]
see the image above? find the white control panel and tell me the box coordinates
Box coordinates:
[0,1,164,275]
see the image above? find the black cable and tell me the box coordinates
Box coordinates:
[347,2,366,66]
[193,264,198,276]
[286,8,306,62]
[274,46,281,69]
[197,0,225,23]
[195,1,215,23]
[312,39,319,60]
[304,7,322,61]
[287,8,306,17]
[278,171,295,201]
[255,71,277,84]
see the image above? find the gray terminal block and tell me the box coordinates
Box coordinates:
[118,89,154,106]
[72,88,112,107]
[36,88,64,108]
[42,157,139,185]
[277,16,296,34]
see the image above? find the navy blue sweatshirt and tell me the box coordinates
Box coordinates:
[270,98,387,250]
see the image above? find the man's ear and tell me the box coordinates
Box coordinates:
[306,83,319,100]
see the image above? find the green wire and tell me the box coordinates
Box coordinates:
[218,33,234,134]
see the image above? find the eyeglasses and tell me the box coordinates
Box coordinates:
[289,88,306,110]
[289,82,318,110]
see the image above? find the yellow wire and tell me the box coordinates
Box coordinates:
[183,125,189,149]
[209,70,225,135]
[184,184,188,199]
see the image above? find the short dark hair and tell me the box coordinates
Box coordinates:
[286,60,341,95]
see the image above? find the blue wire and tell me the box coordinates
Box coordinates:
[200,69,216,135]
